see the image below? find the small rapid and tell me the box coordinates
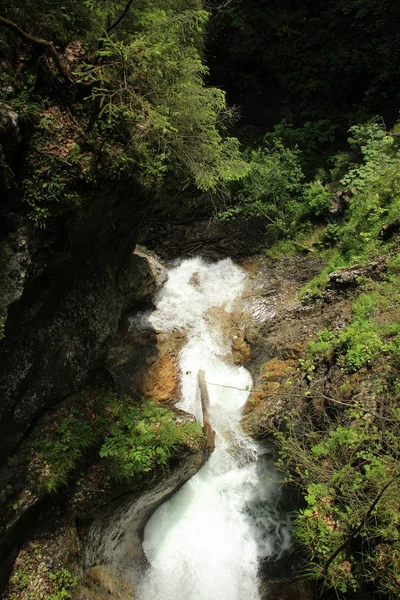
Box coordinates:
[131,257,291,600]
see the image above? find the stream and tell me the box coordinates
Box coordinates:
[131,257,291,600]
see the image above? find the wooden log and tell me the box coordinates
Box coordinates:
[198,370,216,453]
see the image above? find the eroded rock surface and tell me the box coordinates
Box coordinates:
[0,191,149,463]
[233,254,358,440]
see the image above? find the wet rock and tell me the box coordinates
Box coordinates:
[106,329,186,401]
[260,357,297,382]
[76,565,134,600]
[80,449,208,595]
[140,216,266,260]
[242,358,297,418]
[259,578,313,600]
[328,265,364,289]
[232,331,251,365]
[138,350,180,402]
[123,248,167,310]
[188,271,201,287]
[0,228,32,328]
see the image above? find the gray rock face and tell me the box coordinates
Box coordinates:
[123,248,168,310]
[327,260,386,291]
[78,450,207,597]
[0,190,148,463]
[0,103,20,159]
[0,229,32,327]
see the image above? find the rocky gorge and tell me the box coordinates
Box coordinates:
[0,220,366,600]
[1,1,400,597]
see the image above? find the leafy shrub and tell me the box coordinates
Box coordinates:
[219,138,305,237]
[297,119,400,296]
[99,398,202,480]
[77,3,248,192]
[303,180,331,216]
[318,223,341,247]
[289,270,400,595]
[2,0,249,227]
[36,392,203,492]
[337,325,385,372]
[38,411,96,493]
[275,397,400,597]
[308,329,336,362]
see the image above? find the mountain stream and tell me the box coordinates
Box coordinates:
[131,257,291,600]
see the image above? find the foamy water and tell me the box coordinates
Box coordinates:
[130,258,291,600]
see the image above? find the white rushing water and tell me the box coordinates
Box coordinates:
[131,257,291,600]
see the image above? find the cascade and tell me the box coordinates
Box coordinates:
[130,257,291,600]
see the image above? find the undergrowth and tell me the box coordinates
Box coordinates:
[36,391,203,493]
[300,120,400,297]
[274,254,400,597]
[5,540,77,600]
[306,268,400,373]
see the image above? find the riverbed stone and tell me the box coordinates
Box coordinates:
[259,578,313,600]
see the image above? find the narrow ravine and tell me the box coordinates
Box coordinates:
[130,257,291,600]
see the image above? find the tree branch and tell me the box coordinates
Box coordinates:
[106,0,134,34]
[0,15,72,82]
[323,474,400,574]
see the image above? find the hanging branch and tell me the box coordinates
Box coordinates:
[106,0,134,34]
[323,474,400,575]
[0,16,73,83]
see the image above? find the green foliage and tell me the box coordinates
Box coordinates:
[302,181,331,217]
[8,550,77,600]
[308,330,336,363]
[48,569,77,600]
[80,5,248,191]
[299,120,400,296]
[333,121,400,257]
[337,324,385,372]
[1,0,248,226]
[35,391,203,492]
[219,139,304,238]
[305,275,400,373]
[38,410,96,493]
[276,394,400,597]
[99,398,202,480]
[287,267,400,595]
[208,0,400,158]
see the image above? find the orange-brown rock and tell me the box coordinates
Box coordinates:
[242,358,297,415]
[232,332,251,365]
[138,350,180,402]
[259,357,297,381]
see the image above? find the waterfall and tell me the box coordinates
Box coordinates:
[130,257,291,600]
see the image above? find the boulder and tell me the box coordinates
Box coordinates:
[123,248,167,310]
